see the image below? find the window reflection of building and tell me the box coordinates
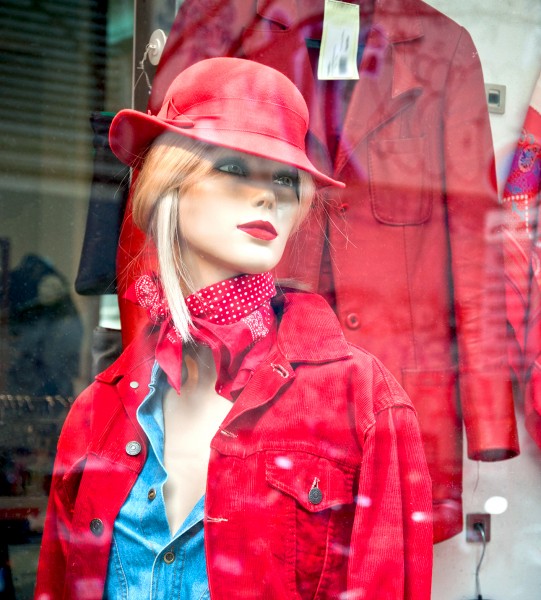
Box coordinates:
[0,0,133,596]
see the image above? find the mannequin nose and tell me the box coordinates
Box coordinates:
[254,187,276,210]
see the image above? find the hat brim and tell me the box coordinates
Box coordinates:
[109,109,345,189]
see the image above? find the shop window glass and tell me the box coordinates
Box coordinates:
[0,0,132,596]
[1,1,540,598]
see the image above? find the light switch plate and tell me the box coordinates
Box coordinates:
[485,83,506,114]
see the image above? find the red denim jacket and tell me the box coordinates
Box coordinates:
[35,292,433,599]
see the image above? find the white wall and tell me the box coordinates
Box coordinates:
[424,1,541,598]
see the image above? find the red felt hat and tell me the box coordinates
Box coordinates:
[109,57,344,188]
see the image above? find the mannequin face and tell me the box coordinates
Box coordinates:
[178,148,302,289]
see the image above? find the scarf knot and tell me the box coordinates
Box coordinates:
[126,272,277,398]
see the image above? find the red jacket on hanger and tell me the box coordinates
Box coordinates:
[117,0,519,542]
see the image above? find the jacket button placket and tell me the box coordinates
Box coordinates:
[345,313,360,330]
[125,441,142,456]
[89,518,104,536]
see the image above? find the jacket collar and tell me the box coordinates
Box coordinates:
[96,326,157,385]
[95,291,350,431]
[255,0,423,43]
[273,290,351,362]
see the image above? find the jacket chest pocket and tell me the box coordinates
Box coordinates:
[369,136,432,225]
[265,451,356,599]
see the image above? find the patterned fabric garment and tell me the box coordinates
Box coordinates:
[502,71,541,447]
[126,272,277,398]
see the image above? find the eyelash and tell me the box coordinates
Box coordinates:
[217,161,247,176]
[273,174,298,189]
[216,160,298,186]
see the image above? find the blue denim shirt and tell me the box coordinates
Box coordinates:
[104,362,209,600]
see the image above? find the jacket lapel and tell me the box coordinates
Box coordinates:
[240,0,425,177]
[334,0,424,175]
[240,0,331,172]
[95,325,158,440]
[219,291,351,429]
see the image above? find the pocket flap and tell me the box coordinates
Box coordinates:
[265,451,355,512]
[369,136,431,225]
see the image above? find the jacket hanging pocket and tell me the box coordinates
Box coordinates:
[369,136,432,225]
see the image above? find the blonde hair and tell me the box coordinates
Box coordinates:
[132,132,316,340]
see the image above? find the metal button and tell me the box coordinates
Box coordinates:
[89,518,104,536]
[125,441,142,456]
[148,488,156,501]
[308,488,323,505]
[130,381,139,389]
[163,551,175,564]
[345,313,360,330]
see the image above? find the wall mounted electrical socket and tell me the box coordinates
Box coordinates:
[466,513,491,543]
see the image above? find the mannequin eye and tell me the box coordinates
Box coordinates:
[215,158,248,177]
[274,171,299,188]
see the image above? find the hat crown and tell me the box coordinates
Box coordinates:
[158,57,309,132]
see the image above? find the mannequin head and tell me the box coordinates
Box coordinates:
[110,57,343,339]
[132,132,316,339]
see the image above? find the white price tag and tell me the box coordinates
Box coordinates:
[318,0,360,80]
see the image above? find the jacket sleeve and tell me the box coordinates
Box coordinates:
[348,359,433,600]
[442,27,519,460]
[34,389,92,599]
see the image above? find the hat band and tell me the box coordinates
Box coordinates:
[159,97,308,151]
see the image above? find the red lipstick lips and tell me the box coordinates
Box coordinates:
[237,220,278,240]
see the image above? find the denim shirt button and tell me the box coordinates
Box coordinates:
[163,551,175,564]
[126,441,142,456]
[148,488,157,501]
[308,488,323,505]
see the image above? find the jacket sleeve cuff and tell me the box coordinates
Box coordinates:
[460,372,520,460]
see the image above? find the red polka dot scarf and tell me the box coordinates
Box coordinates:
[126,272,277,399]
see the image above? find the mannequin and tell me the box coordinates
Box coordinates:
[35,58,432,600]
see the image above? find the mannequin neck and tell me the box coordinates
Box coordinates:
[181,343,217,394]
